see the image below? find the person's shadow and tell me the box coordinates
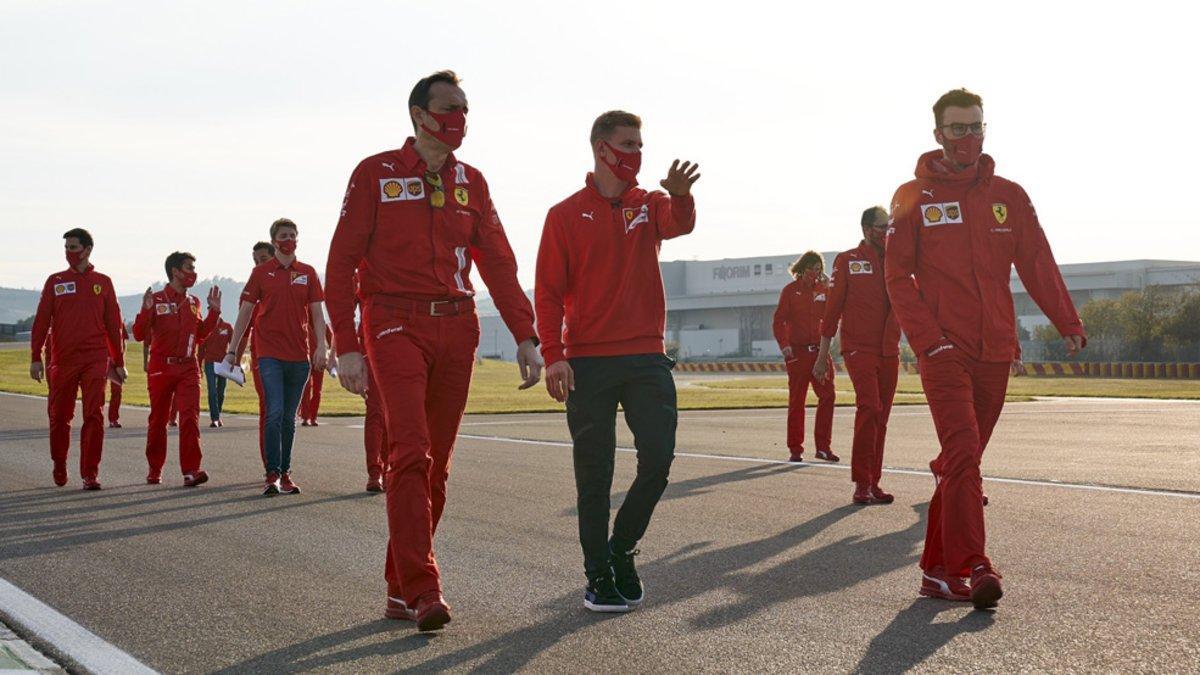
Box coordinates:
[853,599,996,674]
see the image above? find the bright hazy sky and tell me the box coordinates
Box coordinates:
[2,1,1197,295]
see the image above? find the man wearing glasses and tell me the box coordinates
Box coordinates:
[884,88,1085,609]
[814,206,901,506]
[325,70,542,632]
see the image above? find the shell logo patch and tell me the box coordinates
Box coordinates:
[454,187,469,207]
[622,205,650,234]
[921,201,964,227]
[993,203,1008,224]
[380,177,425,202]
[155,302,173,315]
[849,261,873,275]
[53,282,77,296]
[381,180,405,200]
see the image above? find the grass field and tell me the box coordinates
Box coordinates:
[3,345,1196,416]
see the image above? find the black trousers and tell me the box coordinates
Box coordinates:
[567,354,677,578]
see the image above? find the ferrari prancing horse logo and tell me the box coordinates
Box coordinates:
[993,203,1008,224]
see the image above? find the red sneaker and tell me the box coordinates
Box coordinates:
[366,474,384,493]
[147,472,162,485]
[52,462,67,487]
[788,451,804,463]
[109,421,122,429]
[279,472,301,494]
[82,477,102,491]
[300,420,311,427]
[919,567,971,601]
[853,482,873,504]
[815,449,840,462]
[183,470,210,487]
[310,419,319,427]
[263,472,280,496]
[415,592,452,632]
[385,596,416,621]
[870,485,895,504]
[983,493,990,506]
[969,563,1004,609]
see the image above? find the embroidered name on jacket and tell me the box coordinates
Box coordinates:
[921,201,964,227]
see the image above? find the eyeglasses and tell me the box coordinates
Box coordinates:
[940,122,986,138]
[424,170,445,208]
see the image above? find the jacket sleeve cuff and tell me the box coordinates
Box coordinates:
[541,345,566,367]
[333,326,362,357]
[31,351,42,363]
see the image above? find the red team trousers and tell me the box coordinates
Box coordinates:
[299,368,324,421]
[917,344,1009,577]
[785,347,834,454]
[843,351,899,486]
[364,363,388,478]
[47,360,108,480]
[146,358,204,475]
[363,300,479,605]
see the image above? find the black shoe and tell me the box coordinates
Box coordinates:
[584,573,631,613]
[610,544,644,605]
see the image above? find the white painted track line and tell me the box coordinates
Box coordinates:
[457,433,1200,501]
[0,578,157,675]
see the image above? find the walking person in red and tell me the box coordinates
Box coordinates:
[356,280,387,493]
[773,252,837,463]
[537,110,700,613]
[224,220,328,496]
[299,324,335,426]
[29,228,127,489]
[325,70,542,631]
[199,313,234,428]
[107,323,129,428]
[242,241,275,463]
[885,88,1085,608]
[133,252,222,487]
[815,206,901,504]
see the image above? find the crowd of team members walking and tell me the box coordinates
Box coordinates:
[28,71,1086,631]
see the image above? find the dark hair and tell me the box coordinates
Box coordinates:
[789,251,824,278]
[253,241,276,255]
[861,205,888,228]
[270,218,297,239]
[408,70,462,131]
[62,227,93,249]
[164,251,195,279]
[590,110,642,144]
[933,88,983,127]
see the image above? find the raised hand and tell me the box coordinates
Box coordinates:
[660,160,701,197]
[142,286,154,310]
[207,285,222,312]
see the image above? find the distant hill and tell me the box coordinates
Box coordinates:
[0,276,245,328]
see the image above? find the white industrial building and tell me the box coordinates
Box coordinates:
[477,256,1200,361]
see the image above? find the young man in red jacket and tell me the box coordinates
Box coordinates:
[773,252,837,463]
[133,252,222,486]
[225,220,327,496]
[199,314,234,428]
[325,71,542,632]
[29,228,128,489]
[240,241,275,463]
[885,88,1085,609]
[108,323,129,428]
[299,324,335,426]
[815,206,901,504]
[537,110,700,613]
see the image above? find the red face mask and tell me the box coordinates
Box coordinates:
[945,132,984,166]
[179,270,198,288]
[603,142,642,183]
[421,109,466,149]
[802,268,819,284]
[275,239,297,255]
[66,250,85,268]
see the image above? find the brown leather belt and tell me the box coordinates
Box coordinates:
[371,295,476,317]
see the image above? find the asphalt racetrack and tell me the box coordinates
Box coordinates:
[1,390,1197,672]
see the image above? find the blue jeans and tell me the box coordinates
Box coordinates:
[203,361,227,422]
[258,358,310,475]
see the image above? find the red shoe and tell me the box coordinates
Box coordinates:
[385,596,417,621]
[853,482,873,504]
[216,419,224,428]
[147,472,162,485]
[300,420,311,427]
[169,421,178,428]
[109,421,122,429]
[983,493,990,506]
[366,474,384,493]
[279,472,301,494]
[815,449,840,462]
[870,485,895,504]
[919,567,971,601]
[82,477,102,491]
[209,421,218,428]
[788,451,804,463]
[263,472,280,496]
[415,592,452,632]
[183,470,209,487]
[52,462,68,487]
[310,419,319,427]
[969,563,1004,609]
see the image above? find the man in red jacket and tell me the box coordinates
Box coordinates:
[133,252,222,486]
[299,324,335,426]
[325,70,541,631]
[773,251,837,463]
[108,323,129,428]
[199,314,234,428]
[30,228,127,489]
[240,241,275,462]
[537,110,700,613]
[885,88,1085,609]
[815,206,901,504]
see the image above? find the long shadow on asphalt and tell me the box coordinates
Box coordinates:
[853,599,995,674]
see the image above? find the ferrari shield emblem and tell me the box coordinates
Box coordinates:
[993,203,1008,224]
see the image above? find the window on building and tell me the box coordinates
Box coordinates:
[765,263,773,274]
[754,264,762,276]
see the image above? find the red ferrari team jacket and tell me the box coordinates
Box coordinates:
[884,150,1085,361]
[773,276,828,350]
[133,285,221,361]
[325,138,535,355]
[240,258,324,363]
[821,241,901,357]
[535,174,696,366]
[30,265,125,367]
[200,319,234,363]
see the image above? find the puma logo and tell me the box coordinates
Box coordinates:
[382,162,395,171]
[922,189,935,198]
[581,211,594,221]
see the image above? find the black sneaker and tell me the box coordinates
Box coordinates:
[584,573,631,613]
[610,544,644,605]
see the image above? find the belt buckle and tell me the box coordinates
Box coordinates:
[429,300,452,317]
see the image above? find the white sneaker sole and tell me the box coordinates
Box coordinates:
[584,599,632,613]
